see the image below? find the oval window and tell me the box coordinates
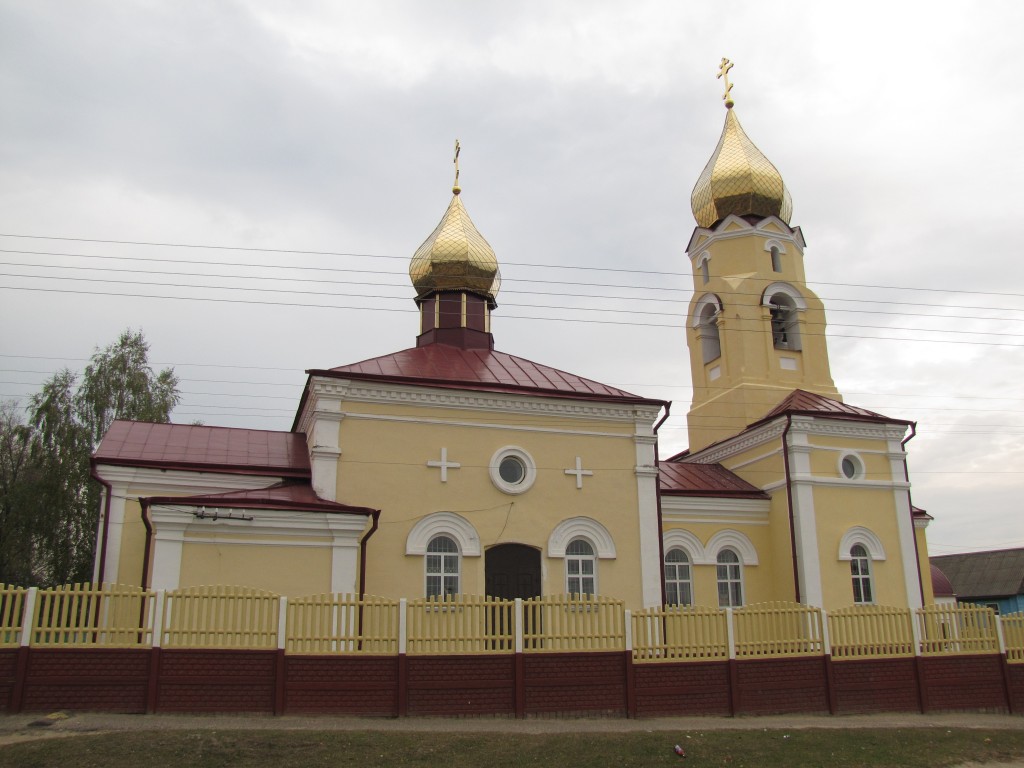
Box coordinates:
[499,455,526,485]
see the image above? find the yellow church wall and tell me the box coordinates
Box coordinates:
[333,406,645,604]
[179,538,332,596]
[916,526,935,604]
[115,496,147,587]
[811,484,909,608]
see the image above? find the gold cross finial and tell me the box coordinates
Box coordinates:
[452,139,461,195]
[717,57,735,109]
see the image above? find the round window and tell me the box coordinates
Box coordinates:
[489,446,537,495]
[840,454,863,480]
[499,455,526,485]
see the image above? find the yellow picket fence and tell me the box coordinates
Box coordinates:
[631,605,729,662]
[162,585,279,649]
[523,594,625,652]
[406,594,514,655]
[733,601,824,658]
[286,594,399,655]
[31,583,153,648]
[828,605,915,660]
[1002,613,1024,663]
[0,584,28,647]
[917,603,999,656]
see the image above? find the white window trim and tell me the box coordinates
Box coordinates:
[704,529,758,566]
[690,293,723,329]
[760,282,807,311]
[406,511,481,557]
[547,517,616,559]
[663,547,694,606]
[716,548,744,608]
[662,529,706,563]
[489,445,537,495]
[850,543,874,605]
[838,452,866,480]
[763,239,787,255]
[838,526,887,561]
[425,535,461,599]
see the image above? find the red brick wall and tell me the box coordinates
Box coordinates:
[524,652,626,716]
[831,658,920,714]
[156,649,277,713]
[406,655,515,716]
[284,656,398,716]
[20,648,150,713]
[732,657,829,715]
[919,654,1008,712]
[1006,663,1024,712]
[0,649,19,712]
[632,660,731,717]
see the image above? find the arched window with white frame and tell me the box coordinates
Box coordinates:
[664,548,693,606]
[425,534,460,598]
[692,294,723,365]
[566,538,596,596]
[762,283,806,352]
[850,543,874,604]
[716,548,743,608]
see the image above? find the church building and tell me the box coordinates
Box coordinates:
[90,62,934,612]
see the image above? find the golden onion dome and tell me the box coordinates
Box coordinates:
[690,106,793,229]
[409,188,501,302]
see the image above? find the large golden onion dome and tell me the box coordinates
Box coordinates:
[409,159,501,302]
[690,106,793,229]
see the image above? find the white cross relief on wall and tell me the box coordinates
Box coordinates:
[564,456,594,489]
[427,447,461,482]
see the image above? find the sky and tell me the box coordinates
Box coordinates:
[1,1,1023,557]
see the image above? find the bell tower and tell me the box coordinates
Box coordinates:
[685,60,840,452]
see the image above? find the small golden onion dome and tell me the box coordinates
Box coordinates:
[409,191,501,301]
[691,108,793,228]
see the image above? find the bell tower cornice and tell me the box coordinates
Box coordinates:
[686,214,805,259]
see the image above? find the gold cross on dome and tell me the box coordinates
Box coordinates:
[452,139,461,194]
[717,57,735,108]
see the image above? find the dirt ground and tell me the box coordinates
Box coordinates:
[2,710,1024,766]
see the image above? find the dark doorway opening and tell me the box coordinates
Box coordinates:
[485,543,542,600]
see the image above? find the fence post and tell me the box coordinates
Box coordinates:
[514,598,524,719]
[274,596,287,716]
[624,609,636,718]
[725,607,738,717]
[397,598,408,717]
[11,587,37,713]
[147,590,164,714]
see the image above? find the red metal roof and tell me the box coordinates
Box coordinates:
[145,481,376,516]
[93,421,309,477]
[761,389,908,423]
[308,344,659,403]
[659,461,768,498]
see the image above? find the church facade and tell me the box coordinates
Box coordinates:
[91,70,934,612]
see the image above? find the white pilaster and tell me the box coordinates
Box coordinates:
[889,437,924,609]
[149,507,190,592]
[634,416,663,608]
[787,425,824,607]
[326,515,369,595]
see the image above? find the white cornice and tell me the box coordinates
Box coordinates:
[305,376,662,425]
[94,464,284,495]
[340,410,633,439]
[686,216,805,257]
[151,505,368,540]
[662,496,770,526]
[686,420,787,464]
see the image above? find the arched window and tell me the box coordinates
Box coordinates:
[664,548,693,606]
[716,548,743,607]
[698,303,721,363]
[566,538,596,596]
[769,293,801,350]
[770,246,782,273]
[426,535,460,598]
[701,259,710,285]
[850,544,873,604]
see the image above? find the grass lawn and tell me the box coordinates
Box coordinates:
[2,727,1024,768]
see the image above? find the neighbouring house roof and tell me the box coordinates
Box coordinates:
[659,461,769,498]
[306,344,663,404]
[931,564,956,599]
[931,549,1024,600]
[93,421,310,478]
[145,481,376,516]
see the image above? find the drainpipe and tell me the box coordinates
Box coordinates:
[358,510,381,601]
[140,499,153,590]
[90,466,113,585]
[653,402,672,607]
[782,414,801,603]
[901,422,925,604]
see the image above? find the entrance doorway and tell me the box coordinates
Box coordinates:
[485,543,541,600]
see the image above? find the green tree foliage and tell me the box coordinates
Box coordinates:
[0,330,180,586]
